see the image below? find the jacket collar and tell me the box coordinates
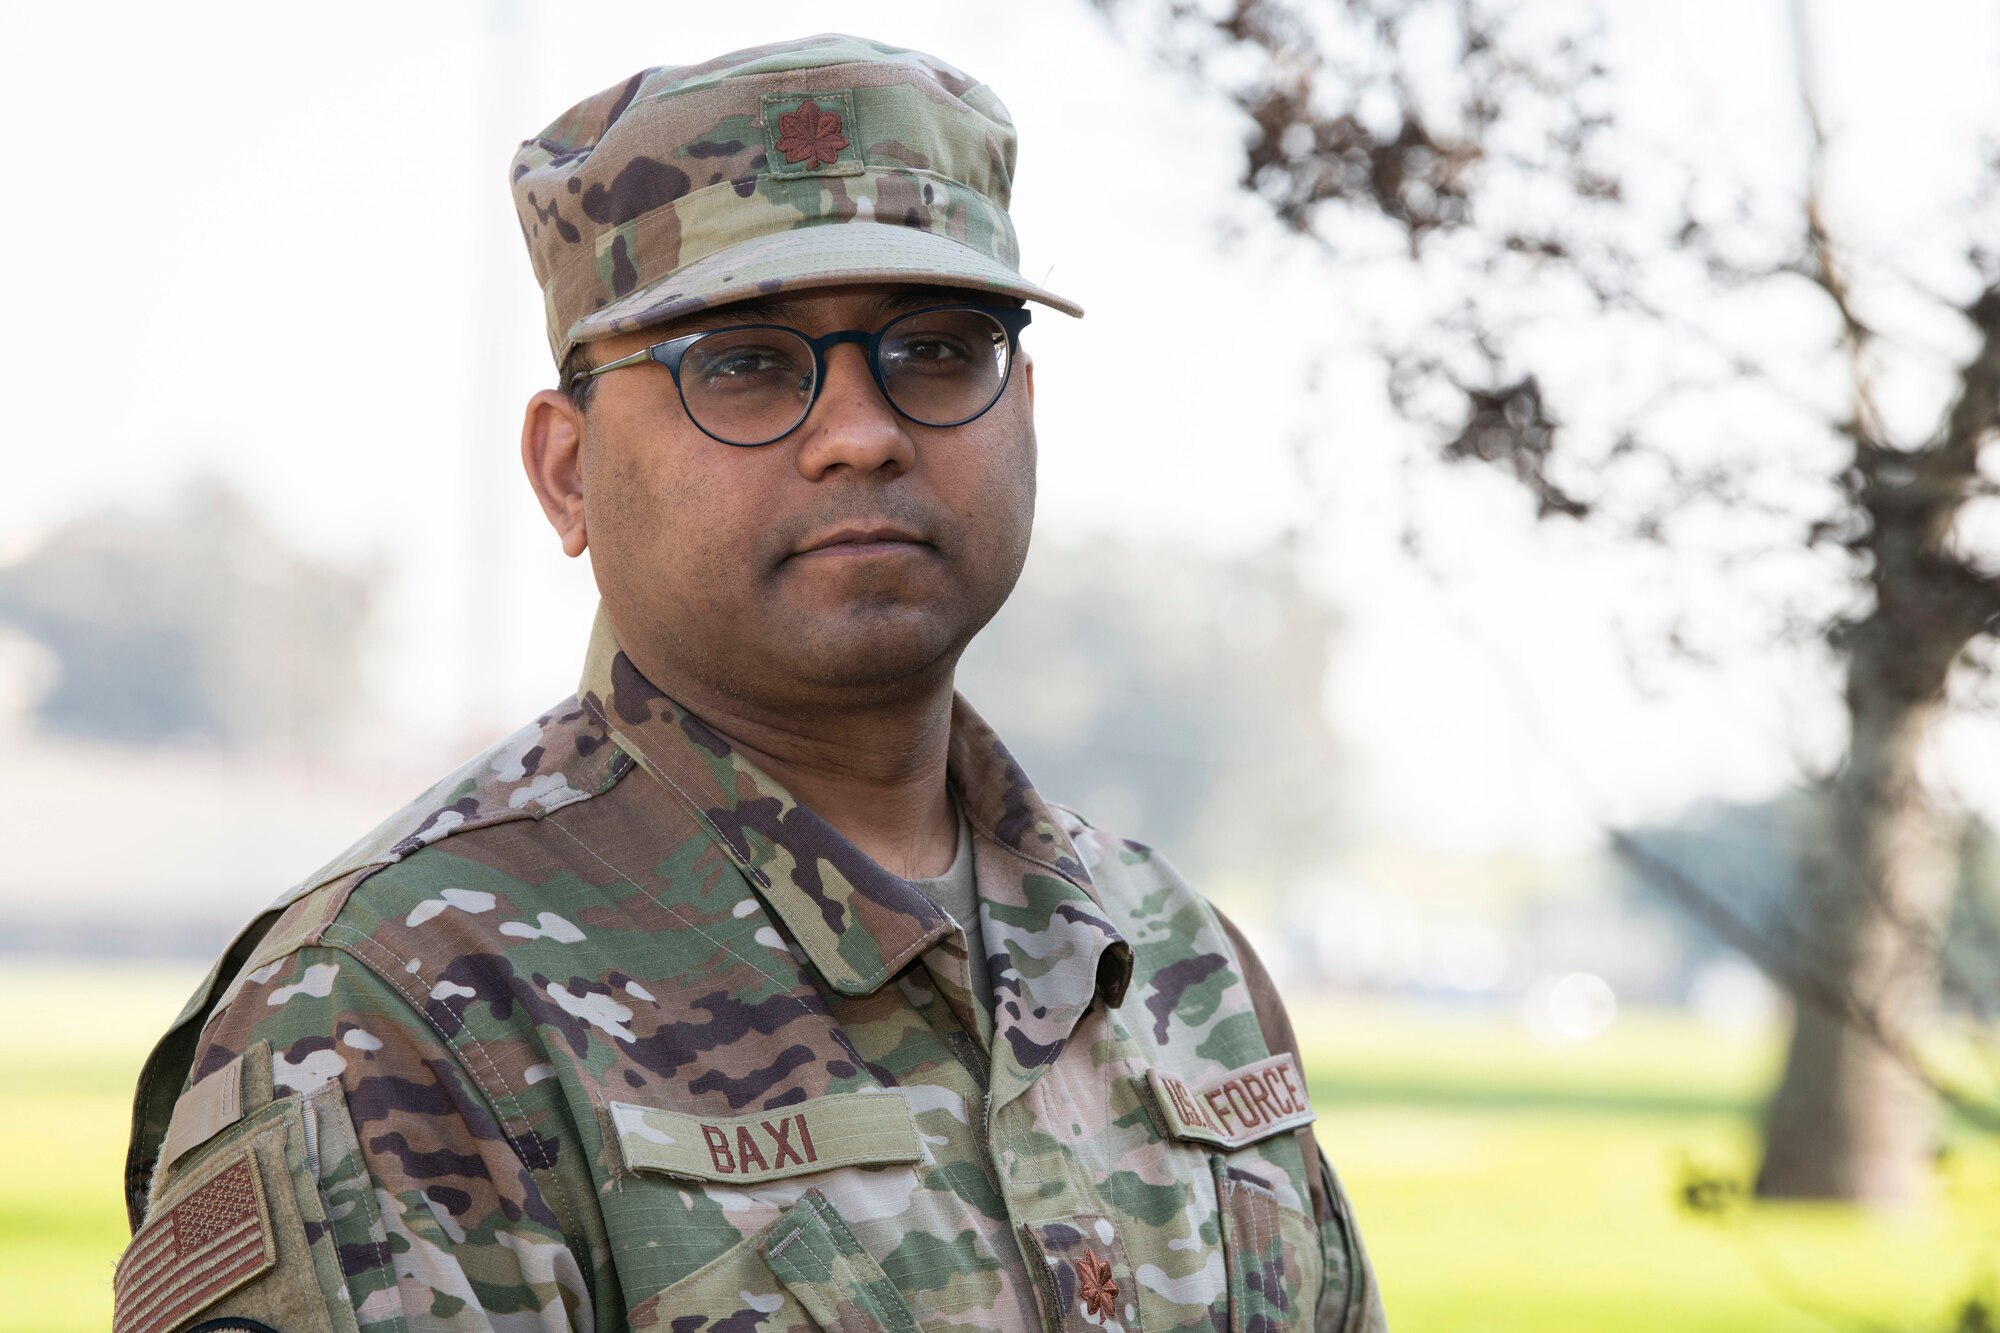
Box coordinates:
[575,605,1133,1057]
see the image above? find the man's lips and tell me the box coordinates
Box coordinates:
[792,541,927,560]
[791,523,932,559]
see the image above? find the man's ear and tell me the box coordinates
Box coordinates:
[521,389,589,557]
[1021,351,1035,410]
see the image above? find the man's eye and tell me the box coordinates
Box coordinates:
[887,335,973,371]
[699,347,793,380]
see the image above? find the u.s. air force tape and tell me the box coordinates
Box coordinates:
[610,1090,923,1183]
[1145,1052,1317,1150]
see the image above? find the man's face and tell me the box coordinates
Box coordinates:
[566,282,1037,709]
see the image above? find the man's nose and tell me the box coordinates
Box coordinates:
[792,342,916,479]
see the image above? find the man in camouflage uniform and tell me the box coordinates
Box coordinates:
[116,34,1386,1333]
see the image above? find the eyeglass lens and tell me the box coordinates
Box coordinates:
[678,308,1014,445]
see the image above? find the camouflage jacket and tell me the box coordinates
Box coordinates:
[117,607,1386,1333]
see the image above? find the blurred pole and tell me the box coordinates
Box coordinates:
[464,0,526,744]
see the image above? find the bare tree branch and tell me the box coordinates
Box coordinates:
[1103,0,2000,1203]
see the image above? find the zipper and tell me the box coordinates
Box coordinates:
[945,1030,1003,1194]
[301,1100,321,1179]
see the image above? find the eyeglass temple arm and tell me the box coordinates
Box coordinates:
[575,346,656,383]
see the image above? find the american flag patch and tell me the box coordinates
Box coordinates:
[114,1152,275,1333]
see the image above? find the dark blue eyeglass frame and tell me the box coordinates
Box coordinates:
[571,303,1033,447]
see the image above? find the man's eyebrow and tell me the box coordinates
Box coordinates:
[878,286,993,311]
[879,286,1010,313]
[667,297,806,332]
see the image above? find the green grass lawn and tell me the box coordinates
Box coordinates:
[2,964,202,1333]
[4,967,1993,1331]
[1303,1002,2000,1332]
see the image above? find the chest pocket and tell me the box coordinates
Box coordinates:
[608,1093,926,1333]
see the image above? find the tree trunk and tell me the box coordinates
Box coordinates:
[1756,666,1956,1206]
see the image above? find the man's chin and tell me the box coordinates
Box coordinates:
[781,606,967,693]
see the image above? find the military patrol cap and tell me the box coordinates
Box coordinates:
[511,33,1084,365]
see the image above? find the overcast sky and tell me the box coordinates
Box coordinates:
[6,0,1998,856]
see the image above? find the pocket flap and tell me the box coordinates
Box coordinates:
[159,1053,246,1171]
[762,1189,919,1333]
[611,1091,922,1183]
[1146,1053,1315,1149]
[1018,1215,1140,1333]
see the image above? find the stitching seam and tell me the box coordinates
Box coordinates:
[321,926,583,1261]
[541,815,830,1045]
[545,164,1006,289]
[570,706,931,998]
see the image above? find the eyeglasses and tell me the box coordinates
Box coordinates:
[571,303,1033,447]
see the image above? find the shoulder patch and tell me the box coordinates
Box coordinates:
[1146,1053,1316,1150]
[115,1150,274,1333]
[123,1070,350,1333]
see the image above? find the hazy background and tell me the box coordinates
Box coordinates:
[4,2,1997,1330]
[3,0,1872,960]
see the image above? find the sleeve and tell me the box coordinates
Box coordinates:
[115,944,593,1333]
[1213,908,1390,1333]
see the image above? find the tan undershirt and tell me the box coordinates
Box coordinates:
[904,797,991,1014]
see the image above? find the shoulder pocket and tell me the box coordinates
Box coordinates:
[1211,1154,1322,1333]
[125,910,285,1229]
[116,1071,358,1333]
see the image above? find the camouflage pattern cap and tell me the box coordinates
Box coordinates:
[511,33,1083,364]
